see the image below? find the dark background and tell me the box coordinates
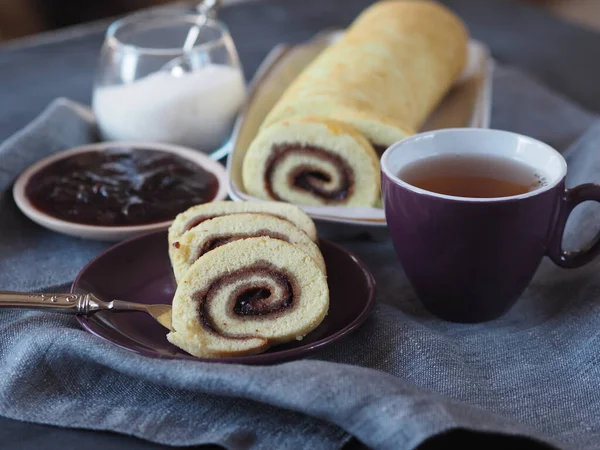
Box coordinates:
[0,0,599,43]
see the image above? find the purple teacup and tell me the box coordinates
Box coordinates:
[380,128,600,323]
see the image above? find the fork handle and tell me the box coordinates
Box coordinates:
[0,290,111,315]
[0,290,149,316]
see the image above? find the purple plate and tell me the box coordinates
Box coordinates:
[72,230,376,364]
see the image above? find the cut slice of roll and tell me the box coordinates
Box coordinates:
[242,117,380,207]
[168,200,318,253]
[260,1,469,150]
[167,237,329,358]
[170,213,326,284]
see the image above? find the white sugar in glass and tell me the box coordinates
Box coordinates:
[92,12,246,158]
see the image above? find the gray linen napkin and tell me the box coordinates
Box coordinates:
[1,65,600,450]
[0,99,108,290]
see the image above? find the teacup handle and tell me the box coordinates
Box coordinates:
[547,183,600,268]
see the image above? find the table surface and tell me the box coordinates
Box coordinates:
[1,0,600,448]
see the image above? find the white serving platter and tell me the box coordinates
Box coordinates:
[226,30,494,227]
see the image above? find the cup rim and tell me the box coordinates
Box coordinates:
[105,13,231,56]
[380,128,568,203]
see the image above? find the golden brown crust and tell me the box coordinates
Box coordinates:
[262,0,469,145]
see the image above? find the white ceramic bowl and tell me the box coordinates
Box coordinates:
[13,141,228,241]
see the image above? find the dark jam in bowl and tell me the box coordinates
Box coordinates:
[25,148,219,226]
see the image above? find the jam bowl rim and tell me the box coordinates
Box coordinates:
[12,141,229,241]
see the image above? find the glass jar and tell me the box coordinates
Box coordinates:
[92,11,246,159]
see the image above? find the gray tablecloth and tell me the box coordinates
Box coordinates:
[2,1,600,449]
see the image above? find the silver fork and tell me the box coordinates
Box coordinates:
[0,290,172,331]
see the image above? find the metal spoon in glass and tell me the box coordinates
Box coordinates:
[162,0,222,76]
[0,290,172,331]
